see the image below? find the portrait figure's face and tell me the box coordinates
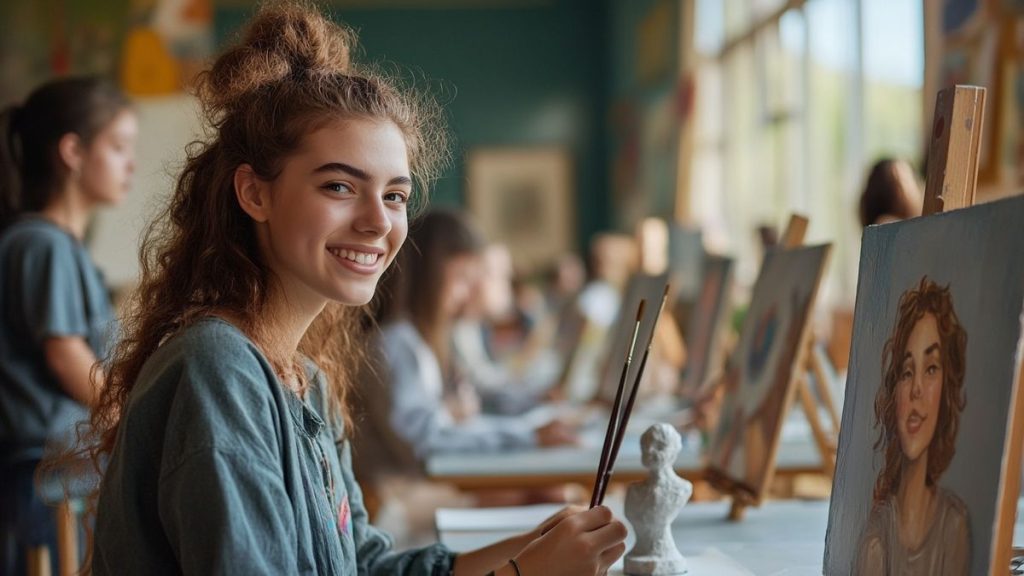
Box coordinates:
[641,424,682,469]
[895,313,943,462]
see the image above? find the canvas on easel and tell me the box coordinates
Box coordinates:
[668,223,704,304]
[704,242,831,506]
[553,273,673,405]
[823,194,1024,576]
[557,317,609,404]
[594,273,674,404]
[678,254,734,399]
[826,85,1024,576]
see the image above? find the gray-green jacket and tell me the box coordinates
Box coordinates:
[94,318,455,575]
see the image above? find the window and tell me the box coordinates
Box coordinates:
[689,0,924,305]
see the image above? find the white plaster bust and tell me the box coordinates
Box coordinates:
[624,423,692,575]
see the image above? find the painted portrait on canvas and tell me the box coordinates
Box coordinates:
[706,244,830,499]
[679,255,734,398]
[825,195,1024,576]
[855,277,970,574]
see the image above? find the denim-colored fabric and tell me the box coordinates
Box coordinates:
[94,318,455,575]
[379,320,536,459]
[0,216,116,575]
[0,216,116,458]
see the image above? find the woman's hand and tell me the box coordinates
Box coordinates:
[533,419,578,447]
[445,381,481,423]
[527,504,584,539]
[512,506,627,576]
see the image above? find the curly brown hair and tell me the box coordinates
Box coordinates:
[85,1,449,473]
[871,276,967,504]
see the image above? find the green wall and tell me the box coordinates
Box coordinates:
[605,0,681,225]
[216,1,611,252]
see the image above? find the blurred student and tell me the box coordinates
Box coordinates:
[0,77,136,574]
[543,252,586,318]
[576,232,638,329]
[452,243,561,415]
[364,209,576,465]
[859,158,923,228]
[500,251,588,369]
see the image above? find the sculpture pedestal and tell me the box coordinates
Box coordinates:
[624,552,688,575]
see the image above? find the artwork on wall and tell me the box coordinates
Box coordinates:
[465,147,574,274]
[705,244,831,502]
[0,0,129,104]
[121,0,214,95]
[824,195,1024,575]
[635,0,675,88]
[0,0,213,104]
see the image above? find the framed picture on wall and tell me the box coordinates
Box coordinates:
[465,147,574,273]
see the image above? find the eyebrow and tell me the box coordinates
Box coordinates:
[902,342,941,363]
[313,162,412,186]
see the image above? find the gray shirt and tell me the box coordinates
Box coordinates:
[93,318,454,575]
[855,486,971,575]
[379,320,536,459]
[0,217,116,461]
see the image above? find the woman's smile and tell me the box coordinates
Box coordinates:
[327,245,385,274]
[905,410,926,435]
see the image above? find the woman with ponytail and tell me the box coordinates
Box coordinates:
[0,77,136,574]
[89,3,625,575]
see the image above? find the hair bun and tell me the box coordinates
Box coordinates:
[198,1,355,123]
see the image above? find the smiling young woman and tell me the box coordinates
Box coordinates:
[86,3,625,575]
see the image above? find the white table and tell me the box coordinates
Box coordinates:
[437,498,1024,576]
[426,409,825,491]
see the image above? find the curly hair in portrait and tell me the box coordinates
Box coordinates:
[871,276,967,504]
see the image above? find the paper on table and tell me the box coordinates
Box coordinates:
[609,547,754,576]
[517,401,604,430]
[435,504,563,532]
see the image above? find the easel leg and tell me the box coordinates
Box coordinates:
[727,498,747,522]
[808,345,841,437]
[798,376,836,478]
[55,501,77,576]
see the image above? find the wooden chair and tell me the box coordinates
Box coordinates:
[25,499,82,576]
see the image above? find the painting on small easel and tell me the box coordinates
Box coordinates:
[705,243,831,501]
[596,273,672,403]
[824,195,1024,576]
[678,254,734,399]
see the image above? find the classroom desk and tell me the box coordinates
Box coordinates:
[426,411,826,491]
[437,498,1024,576]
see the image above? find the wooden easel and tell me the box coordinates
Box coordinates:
[919,85,1021,575]
[921,85,985,217]
[634,218,689,373]
[777,215,840,480]
[717,214,834,521]
[781,85,989,504]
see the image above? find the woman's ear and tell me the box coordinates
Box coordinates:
[57,133,85,176]
[234,164,271,222]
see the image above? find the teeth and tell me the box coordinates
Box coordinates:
[328,247,380,265]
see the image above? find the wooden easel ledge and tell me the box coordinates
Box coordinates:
[922,85,985,217]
